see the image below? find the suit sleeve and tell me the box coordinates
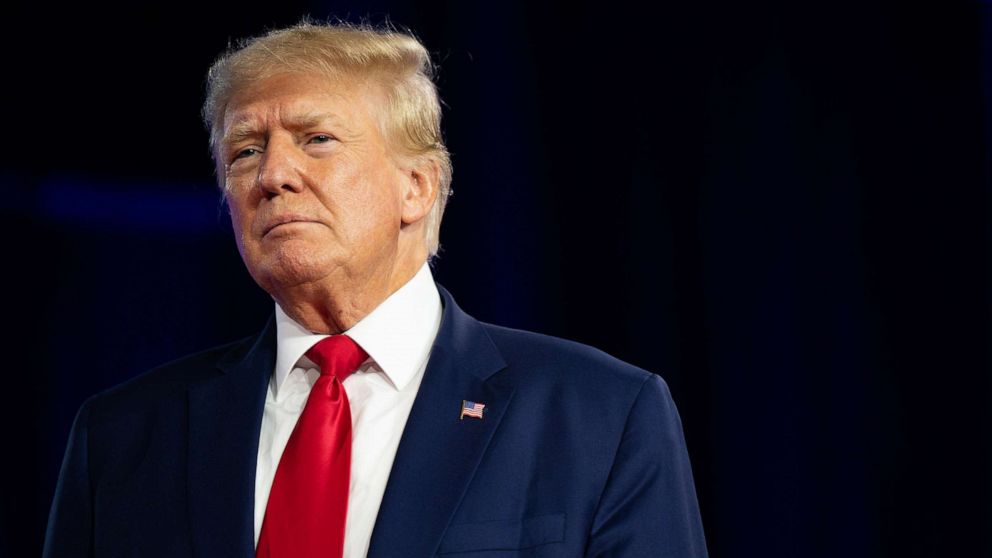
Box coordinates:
[43,400,94,558]
[585,374,708,557]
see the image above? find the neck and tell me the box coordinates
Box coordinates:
[272,253,426,335]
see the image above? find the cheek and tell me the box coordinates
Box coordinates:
[327,167,401,223]
[357,184,404,237]
[226,202,246,230]
[225,200,255,249]
[365,166,406,216]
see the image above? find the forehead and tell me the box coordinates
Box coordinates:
[221,72,382,139]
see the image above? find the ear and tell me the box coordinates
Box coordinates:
[400,156,441,226]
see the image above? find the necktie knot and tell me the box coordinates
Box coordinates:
[305,335,368,382]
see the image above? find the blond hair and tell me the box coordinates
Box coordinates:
[202,21,452,256]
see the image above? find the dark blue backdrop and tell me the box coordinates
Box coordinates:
[4,1,990,556]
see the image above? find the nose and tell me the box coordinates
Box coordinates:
[256,136,305,199]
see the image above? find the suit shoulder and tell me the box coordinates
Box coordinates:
[84,334,255,418]
[480,322,664,393]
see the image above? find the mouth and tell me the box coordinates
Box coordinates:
[262,216,318,237]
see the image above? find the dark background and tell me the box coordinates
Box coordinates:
[3,1,990,556]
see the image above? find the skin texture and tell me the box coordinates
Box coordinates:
[217,71,440,334]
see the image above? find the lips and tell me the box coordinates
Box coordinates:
[261,214,318,236]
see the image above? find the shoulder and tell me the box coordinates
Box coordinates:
[436,285,667,403]
[478,321,670,403]
[80,334,256,421]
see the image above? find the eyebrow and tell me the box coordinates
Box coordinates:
[220,111,349,146]
[286,111,345,130]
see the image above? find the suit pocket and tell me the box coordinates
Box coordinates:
[438,513,565,554]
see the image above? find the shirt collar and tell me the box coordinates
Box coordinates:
[273,262,442,398]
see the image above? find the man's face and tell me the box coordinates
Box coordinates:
[218,72,409,296]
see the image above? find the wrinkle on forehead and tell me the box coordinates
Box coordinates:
[219,73,373,143]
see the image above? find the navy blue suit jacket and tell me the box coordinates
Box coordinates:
[44,286,707,557]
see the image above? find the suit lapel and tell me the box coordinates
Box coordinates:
[187,318,275,558]
[367,287,513,558]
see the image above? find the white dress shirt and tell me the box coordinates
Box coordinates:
[254,263,442,557]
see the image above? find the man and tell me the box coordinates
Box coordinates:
[44,22,707,557]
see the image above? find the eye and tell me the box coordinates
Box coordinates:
[309,134,334,144]
[233,147,260,161]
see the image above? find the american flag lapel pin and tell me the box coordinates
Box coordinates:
[460,400,486,420]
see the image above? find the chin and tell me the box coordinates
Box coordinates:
[250,244,336,291]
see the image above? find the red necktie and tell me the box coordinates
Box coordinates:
[256,335,368,558]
